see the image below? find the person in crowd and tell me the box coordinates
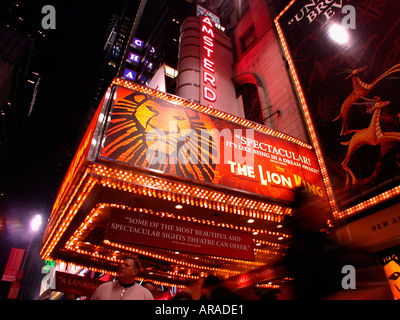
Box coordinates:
[142,281,157,299]
[171,289,193,300]
[281,188,343,299]
[200,274,243,300]
[91,256,154,300]
[282,187,391,299]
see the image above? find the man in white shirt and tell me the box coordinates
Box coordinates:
[91,256,154,300]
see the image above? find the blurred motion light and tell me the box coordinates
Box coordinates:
[328,24,349,44]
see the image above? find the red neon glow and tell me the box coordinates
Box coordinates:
[203,35,214,47]
[203,71,216,87]
[202,16,213,27]
[203,86,217,102]
[203,46,214,57]
[203,57,215,73]
[201,16,217,106]
[201,25,215,38]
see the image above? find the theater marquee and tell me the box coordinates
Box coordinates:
[41,79,322,286]
[99,86,325,204]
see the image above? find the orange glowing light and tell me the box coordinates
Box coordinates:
[41,80,306,286]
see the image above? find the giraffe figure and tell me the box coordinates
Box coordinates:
[340,96,400,185]
[333,63,400,135]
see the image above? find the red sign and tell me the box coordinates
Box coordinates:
[55,271,103,297]
[1,248,25,282]
[106,209,254,260]
[225,265,283,290]
[201,16,217,106]
[7,280,21,299]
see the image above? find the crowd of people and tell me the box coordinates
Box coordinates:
[90,256,246,300]
[89,188,394,300]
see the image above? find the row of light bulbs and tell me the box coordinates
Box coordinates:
[43,169,288,285]
[92,163,291,222]
[41,175,97,260]
[63,200,284,283]
[112,78,312,149]
[42,77,309,288]
[67,201,286,262]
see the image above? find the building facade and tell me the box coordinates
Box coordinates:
[39,0,400,300]
[175,1,309,143]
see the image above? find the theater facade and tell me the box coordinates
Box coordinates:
[40,1,400,299]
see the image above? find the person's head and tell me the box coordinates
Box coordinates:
[202,274,222,294]
[171,289,193,300]
[288,187,331,232]
[118,256,142,285]
[142,281,157,298]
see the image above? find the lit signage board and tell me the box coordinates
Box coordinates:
[379,246,400,300]
[196,4,220,25]
[55,271,102,297]
[99,86,325,204]
[201,16,217,108]
[127,52,141,64]
[106,208,254,260]
[132,37,144,49]
[275,1,400,217]
[40,82,298,280]
[225,265,281,290]
[123,68,136,81]
[144,59,153,70]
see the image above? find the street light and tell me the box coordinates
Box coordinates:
[30,214,42,232]
[13,214,43,299]
[21,214,42,270]
[328,24,349,44]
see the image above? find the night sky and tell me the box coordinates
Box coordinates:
[0,0,132,299]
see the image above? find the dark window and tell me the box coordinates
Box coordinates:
[111,45,121,58]
[240,0,250,17]
[237,83,264,125]
[240,25,257,53]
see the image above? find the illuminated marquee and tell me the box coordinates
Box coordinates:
[99,85,324,204]
[201,16,217,107]
[40,79,320,287]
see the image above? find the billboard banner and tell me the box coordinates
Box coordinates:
[106,208,254,260]
[276,0,400,211]
[1,248,25,282]
[55,271,103,297]
[98,86,324,204]
[225,265,282,290]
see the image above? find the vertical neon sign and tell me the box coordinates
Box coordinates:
[201,16,217,108]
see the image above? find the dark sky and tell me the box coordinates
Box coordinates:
[0,0,133,299]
